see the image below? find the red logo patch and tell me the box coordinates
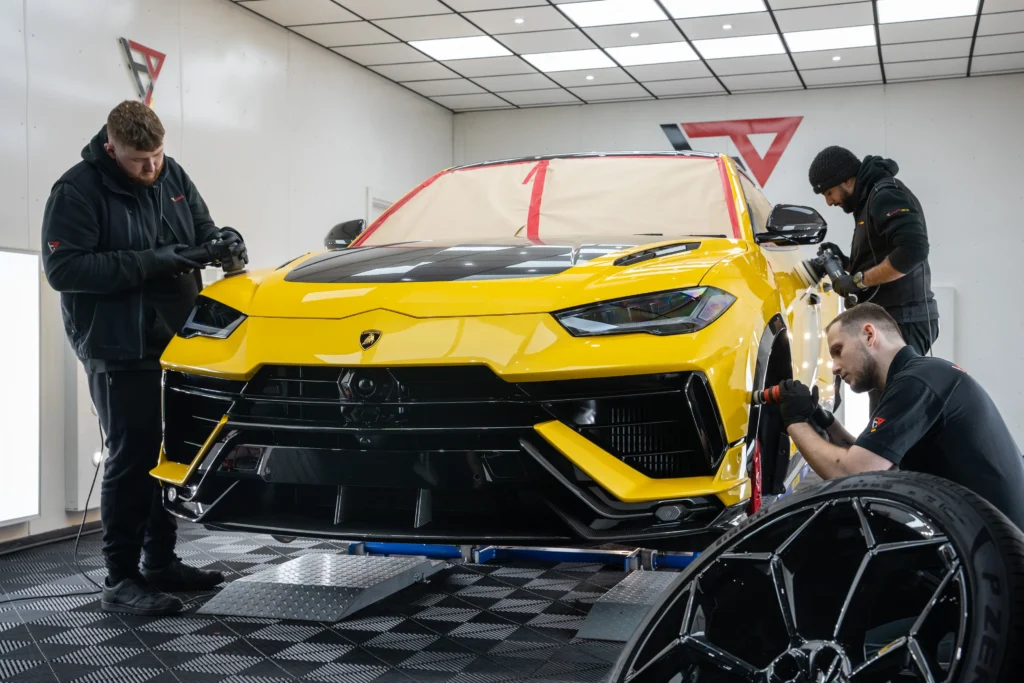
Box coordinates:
[886,208,910,217]
[870,417,886,432]
[172,195,185,202]
[47,241,60,253]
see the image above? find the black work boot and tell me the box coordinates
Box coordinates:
[141,559,225,592]
[101,576,183,615]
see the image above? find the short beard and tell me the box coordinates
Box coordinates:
[847,343,879,392]
[840,186,858,214]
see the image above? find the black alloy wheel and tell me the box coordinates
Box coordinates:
[610,472,1024,682]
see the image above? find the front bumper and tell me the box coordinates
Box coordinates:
[154,365,750,550]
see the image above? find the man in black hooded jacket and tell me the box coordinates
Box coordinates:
[41,101,240,615]
[808,147,939,355]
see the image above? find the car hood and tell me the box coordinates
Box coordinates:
[234,237,746,319]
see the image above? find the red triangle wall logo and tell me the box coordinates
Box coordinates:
[676,116,804,186]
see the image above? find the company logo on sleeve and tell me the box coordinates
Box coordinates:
[660,116,803,186]
[118,38,166,106]
[870,417,886,432]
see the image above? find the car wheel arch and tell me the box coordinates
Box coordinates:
[747,313,794,497]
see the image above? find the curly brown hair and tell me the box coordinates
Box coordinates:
[106,100,165,151]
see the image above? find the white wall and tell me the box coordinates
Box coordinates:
[0,0,452,539]
[455,75,1024,445]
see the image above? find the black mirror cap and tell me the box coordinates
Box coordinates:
[758,204,827,245]
[325,219,366,249]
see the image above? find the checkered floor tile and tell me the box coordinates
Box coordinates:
[0,523,641,681]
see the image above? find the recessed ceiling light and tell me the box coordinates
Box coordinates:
[521,49,616,72]
[514,17,524,24]
[606,41,698,65]
[586,74,595,80]
[876,0,979,23]
[409,36,511,61]
[661,0,766,19]
[833,55,841,61]
[692,33,784,60]
[783,25,876,53]
[558,0,666,27]
[630,32,640,38]
[723,24,733,30]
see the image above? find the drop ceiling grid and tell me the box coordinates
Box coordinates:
[232,0,1024,111]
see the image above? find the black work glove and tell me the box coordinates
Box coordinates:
[208,227,248,265]
[817,242,850,270]
[149,244,205,277]
[778,379,820,428]
[811,405,835,429]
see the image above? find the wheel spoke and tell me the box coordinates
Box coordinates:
[770,556,798,641]
[680,581,697,637]
[910,561,959,637]
[851,636,907,678]
[721,553,773,561]
[875,537,948,554]
[853,499,876,549]
[909,638,938,683]
[777,501,832,554]
[625,639,681,683]
[680,636,761,681]
[833,551,872,639]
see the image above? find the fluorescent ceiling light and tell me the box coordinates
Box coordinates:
[521,49,616,72]
[877,0,979,23]
[784,25,876,53]
[662,0,766,19]
[558,0,666,27]
[693,33,784,60]
[409,36,511,61]
[606,41,698,65]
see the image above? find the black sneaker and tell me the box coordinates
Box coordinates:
[142,559,225,592]
[101,576,183,615]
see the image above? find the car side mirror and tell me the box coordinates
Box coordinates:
[324,219,365,249]
[755,205,827,245]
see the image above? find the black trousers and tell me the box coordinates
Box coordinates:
[87,369,178,581]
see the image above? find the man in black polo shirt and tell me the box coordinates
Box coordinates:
[777,303,1024,530]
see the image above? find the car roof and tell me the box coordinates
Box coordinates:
[451,151,724,171]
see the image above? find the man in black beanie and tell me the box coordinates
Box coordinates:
[808,145,938,356]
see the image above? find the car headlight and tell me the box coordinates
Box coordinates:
[554,287,736,337]
[178,296,246,339]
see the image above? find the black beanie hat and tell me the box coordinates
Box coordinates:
[808,145,861,194]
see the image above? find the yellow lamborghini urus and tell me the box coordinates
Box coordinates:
[153,152,838,550]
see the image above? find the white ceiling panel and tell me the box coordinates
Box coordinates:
[557,0,670,28]
[774,3,874,33]
[494,29,593,53]
[374,14,483,40]
[442,56,537,76]
[970,51,1024,72]
[585,21,684,48]
[336,0,451,19]
[333,43,433,64]
[431,93,512,109]
[984,0,1024,11]
[886,58,969,80]
[971,32,1024,54]
[702,53,792,75]
[881,38,971,62]
[546,67,635,86]
[676,12,777,40]
[661,0,767,18]
[978,10,1024,34]
[292,21,396,47]
[879,17,976,43]
[370,61,461,81]
[792,45,879,69]
[769,0,867,7]
[464,7,573,34]
[645,77,726,95]
[402,79,486,96]
[445,0,548,9]
[569,83,652,100]
[471,73,557,90]
[498,88,581,105]
[802,63,881,85]
[239,0,358,26]
[721,70,802,90]
[625,61,712,80]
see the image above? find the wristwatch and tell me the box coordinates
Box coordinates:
[852,271,866,289]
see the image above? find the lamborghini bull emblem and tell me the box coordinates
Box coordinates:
[360,330,382,350]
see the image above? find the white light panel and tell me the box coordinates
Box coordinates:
[557,0,667,27]
[877,0,980,24]
[408,36,512,61]
[0,250,39,524]
[662,0,767,19]
[606,41,698,65]
[784,25,877,52]
[522,48,616,72]
[693,33,785,59]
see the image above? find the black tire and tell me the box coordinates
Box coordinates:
[610,471,1024,682]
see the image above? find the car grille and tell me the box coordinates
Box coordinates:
[162,366,727,479]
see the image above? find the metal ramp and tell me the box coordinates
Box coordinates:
[198,553,445,622]
[575,570,680,642]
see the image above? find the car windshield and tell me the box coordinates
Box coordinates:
[358,155,737,246]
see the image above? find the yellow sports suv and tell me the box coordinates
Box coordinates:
[153,152,838,550]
